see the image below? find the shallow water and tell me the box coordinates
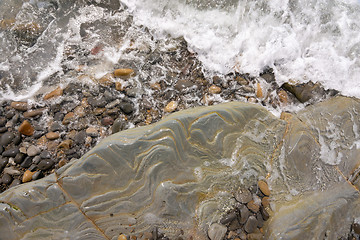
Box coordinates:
[0,0,360,99]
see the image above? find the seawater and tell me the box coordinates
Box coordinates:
[1,0,360,99]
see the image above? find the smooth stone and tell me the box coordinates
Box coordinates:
[10,101,28,111]
[27,145,41,157]
[18,120,34,136]
[74,106,86,118]
[125,88,138,98]
[114,68,135,77]
[12,133,21,145]
[119,102,134,114]
[207,223,227,240]
[62,112,75,125]
[235,188,252,203]
[258,180,270,196]
[87,97,107,108]
[260,206,269,221]
[23,108,46,118]
[22,170,35,183]
[0,145,3,155]
[282,82,325,103]
[20,156,33,168]
[14,153,26,164]
[40,151,51,159]
[244,216,258,234]
[74,131,87,144]
[0,127,7,133]
[247,200,260,213]
[4,167,21,175]
[0,132,15,146]
[86,127,98,137]
[32,171,43,180]
[105,99,120,109]
[2,147,19,157]
[0,157,8,170]
[43,87,63,100]
[228,218,241,231]
[37,159,54,171]
[261,197,270,208]
[256,83,263,98]
[112,118,126,133]
[239,205,250,224]
[46,132,60,140]
[220,211,238,225]
[49,122,64,132]
[209,85,221,94]
[2,173,13,185]
[53,112,64,121]
[256,212,264,227]
[29,164,37,172]
[353,223,360,234]
[58,140,73,150]
[235,76,249,85]
[164,101,178,113]
[32,156,41,165]
[101,117,114,126]
[0,117,6,127]
[174,80,197,92]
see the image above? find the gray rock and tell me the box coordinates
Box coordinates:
[32,156,41,165]
[40,151,51,159]
[244,216,258,234]
[0,157,8,171]
[87,96,107,108]
[220,211,237,225]
[208,223,227,240]
[74,131,87,145]
[174,80,198,92]
[0,117,6,127]
[239,204,250,224]
[27,145,41,157]
[0,132,15,146]
[14,153,25,164]
[12,133,21,145]
[112,118,126,133]
[37,159,54,170]
[9,179,20,188]
[50,122,64,132]
[32,171,43,180]
[105,99,120,109]
[20,156,33,168]
[119,102,134,114]
[235,188,252,203]
[1,173,12,185]
[0,127,7,133]
[2,147,19,158]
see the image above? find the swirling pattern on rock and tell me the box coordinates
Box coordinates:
[0,102,285,240]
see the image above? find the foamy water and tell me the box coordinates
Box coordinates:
[1,0,360,99]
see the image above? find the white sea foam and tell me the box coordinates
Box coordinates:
[122,0,360,97]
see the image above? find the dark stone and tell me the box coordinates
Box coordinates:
[74,130,87,145]
[228,218,242,231]
[32,170,43,180]
[244,216,258,234]
[5,110,15,119]
[2,147,19,157]
[260,71,275,83]
[282,82,326,103]
[87,96,107,108]
[104,90,116,101]
[9,179,20,188]
[0,117,6,127]
[119,102,134,114]
[20,156,33,168]
[40,151,51,159]
[256,212,264,227]
[112,118,126,133]
[239,204,250,224]
[213,76,222,85]
[163,90,176,100]
[220,211,238,225]
[125,88,138,98]
[353,223,360,234]
[174,80,198,92]
[50,122,64,132]
[53,112,65,121]
[2,173,13,185]
[0,157,8,171]
[29,164,37,172]
[33,131,44,139]
[13,133,21,145]
[0,127,7,133]
[0,132,15,146]
[32,156,41,164]
[0,145,3,155]
[14,153,26,164]
[37,159,54,170]
[11,113,20,125]
[260,206,269,221]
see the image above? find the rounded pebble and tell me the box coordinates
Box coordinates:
[164,101,178,113]
[235,188,252,203]
[208,223,227,240]
[2,147,19,157]
[244,216,258,234]
[258,180,270,196]
[14,153,26,164]
[0,132,15,146]
[247,200,260,213]
[46,132,60,140]
[2,173,13,185]
[209,85,221,94]
[27,145,41,157]
[18,120,34,136]
[22,170,35,183]
[37,159,54,170]
[118,234,127,240]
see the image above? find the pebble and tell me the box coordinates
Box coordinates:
[46,132,60,140]
[74,130,87,144]
[2,147,19,157]
[353,223,360,234]
[62,112,75,125]
[207,223,227,240]
[86,127,99,137]
[239,205,250,224]
[115,82,125,91]
[43,87,63,100]
[235,188,252,203]
[32,171,43,180]
[37,159,54,170]
[220,211,237,225]
[244,216,258,234]
[58,140,73,150]
[0,127,7,133]
[119,102,134,114]
[260,206,269,221]
[258,180,270,196]
[2,173,13,185]
[0,132,15,146]
[23,108,45,118]
[174,80,197,92]
[14,153,25,164]
[114,68,135,78]
[13,133,21,145]
[9,179,20,188]
[235,76,248,85]
[118,234,127,240]
[10,101,28,111]
[22,170,35,183]
[150,82,161,91]
[74,106,86,117]
[209,85,221,94]
[40,151,51,159]
[0,157,9,170]
[164,101,178,113]
[256,83,263,98]
[50,122,63,132]
[278,90,288,104]
[101,117,114,126]
[20,156,33,168]
[87,96,107,108]
[105,99,120,109]
[0,117,7,127]
[126,88,138,97]
[261,197,270,208]
[247,200,260,213]
[27,145,41,157]
[18,120,34,136]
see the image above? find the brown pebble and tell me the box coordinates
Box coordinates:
[130,236,137,240]
[98,73,114,86]
[62,112,75,125]
[45,132,60,140]
[10,101,28,111]
[164,101,178,113]
[256,82,263,98]
[247,200,260,213]
[261,197,270,208]
[58,139,73,150]
[22,170,35,183]
[58,159,67,168]
[118,234,127,240]
[278,90,288,104]
[18,120,34,136]
[43,87,63,100]
[114,68,135,78]
[23,108,45,118]
[150,82,161,91]
[74,106,86,117]
[353,223,360,234]
[209,85,221,94]
[258,180,270,196]
[101,116,114,126]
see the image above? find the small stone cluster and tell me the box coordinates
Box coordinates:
[208,180,271,240]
